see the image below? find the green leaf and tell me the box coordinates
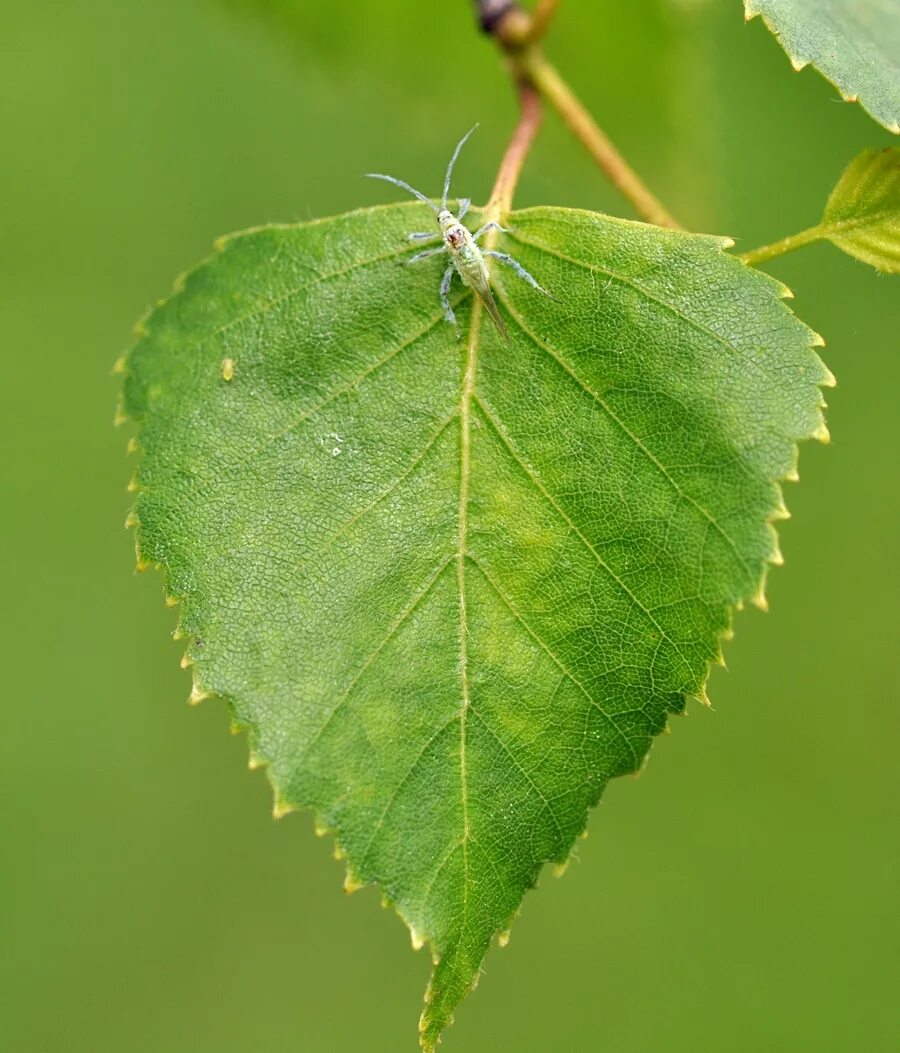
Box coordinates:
[120,203,832,1049]
[820,146,900,271]
[744,0,900,134]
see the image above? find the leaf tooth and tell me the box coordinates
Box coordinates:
[124,510,139,530]
[126,473,142,493]
[552,860,570,877]
[812,421,831,444]
[112,355,127,375]
[693,688,712,707]
[272,798,297,820]
[751,573,770,612]
[126,436,139,455]
[344,871,364,896]
[497,930,511,948]
[313,821,329,837]
[113,402,128,428]
[188,684,210,706]
[135,557,152,573]
[247,751,266,771]
[179,653,192,669]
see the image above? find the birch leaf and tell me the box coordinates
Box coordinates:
[744,0,900,134]
[120,203,833,1049]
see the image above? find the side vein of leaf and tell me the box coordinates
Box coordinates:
[214,240,424,336]
[467,706,567,847]
[491,295,756,583]
[309,411,459,562]
[417,839,465,926]
[249,306,455,459]
[357,714,463,873]
[472,396,695,680]
[466,556,641,772]
[507,234,776,385]
[296,557,455,766]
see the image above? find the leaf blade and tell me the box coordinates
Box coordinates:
[121,203,832,1049]
[821,146,900,272]
[744,0,900,134]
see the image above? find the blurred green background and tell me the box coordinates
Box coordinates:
[2,1,898,1050]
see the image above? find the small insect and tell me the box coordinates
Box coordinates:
[367,124,551,341]
[220,357,235,381]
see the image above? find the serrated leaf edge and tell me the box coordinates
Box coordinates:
[118,212,835,1051]
[743,1,900,135]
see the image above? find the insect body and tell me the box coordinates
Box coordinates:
[367,125,551,341]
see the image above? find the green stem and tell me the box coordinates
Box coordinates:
[516,47,680,228]
[738,225,825,266]
[528,0,562,42]
[473,2,681,229]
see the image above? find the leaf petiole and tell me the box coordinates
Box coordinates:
[738,224,825,266]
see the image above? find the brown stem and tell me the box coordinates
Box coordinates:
[487,80,543,221]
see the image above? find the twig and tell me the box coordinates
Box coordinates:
[487,80,543,221]
[519,50,680,228]
[528,0,562,42]
[472,0,681,229]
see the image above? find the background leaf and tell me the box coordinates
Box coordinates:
[820,146,900,271]
[121,202,831,1048]
[744,0,900,134]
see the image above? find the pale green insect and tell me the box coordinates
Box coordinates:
[367,124,552,342]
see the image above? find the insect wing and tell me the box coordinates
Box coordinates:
[470,272,508,342]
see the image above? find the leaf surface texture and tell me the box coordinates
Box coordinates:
[121,203,832,1048]
[744,0,900,133]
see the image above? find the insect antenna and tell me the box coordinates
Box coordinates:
[442,124,479,210]
[365,173,439,214]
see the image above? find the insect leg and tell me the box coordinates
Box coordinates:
[484,251,553,297]
[408,231,441,242]
[407,246,448,264]
[440,265,457,330]
[457,198,471,221]
[473,221,509,241]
